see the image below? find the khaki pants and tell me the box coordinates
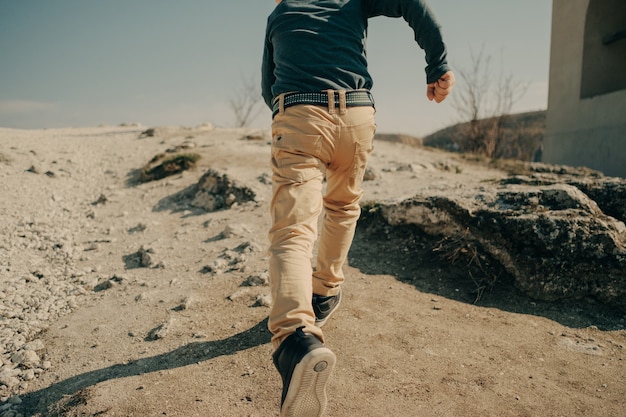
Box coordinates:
[268,94,376,348]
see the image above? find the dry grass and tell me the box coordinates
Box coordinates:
[422,110,546,161]
[432,230,501,303]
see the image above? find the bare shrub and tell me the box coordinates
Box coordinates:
[451,46,529,158]
[230,74,263,128]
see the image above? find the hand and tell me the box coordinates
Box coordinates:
[427,71,455,103]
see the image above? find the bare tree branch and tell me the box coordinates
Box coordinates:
[229,74,263,128]
[451,46,528,158]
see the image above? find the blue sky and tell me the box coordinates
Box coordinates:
[0,1,552,136]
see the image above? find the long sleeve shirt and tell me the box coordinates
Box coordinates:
[261,0,451,109]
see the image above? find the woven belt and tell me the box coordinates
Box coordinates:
[272,90,375,117]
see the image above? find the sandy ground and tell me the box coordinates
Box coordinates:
[0,125,624,417]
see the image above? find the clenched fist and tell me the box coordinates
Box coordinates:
[427,71,455,103]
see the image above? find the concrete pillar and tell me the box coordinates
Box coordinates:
[544,0,626,178]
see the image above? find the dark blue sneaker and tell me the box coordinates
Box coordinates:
[272,327,336,417]
[312,289,342,327]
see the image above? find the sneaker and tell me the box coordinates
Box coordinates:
[273,327,336,417]
[312,289,342,327]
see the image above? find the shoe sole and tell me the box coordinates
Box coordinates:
[281,347,336,417]
[315,292,342,328]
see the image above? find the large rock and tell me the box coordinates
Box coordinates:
[368,168,626,310]
[191,169,256,211]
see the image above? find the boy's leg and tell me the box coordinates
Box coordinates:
[268,105,332,347]
[268,104,338,417]
[313,106,376,297]
[268,164,324,347]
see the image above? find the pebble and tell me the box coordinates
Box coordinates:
[242,273,269,287]
[253,294,272,307]
[221,223,251,238]
[0,371,20,389]
[227,288,250,301]
[10,350,40,368]
[147,318,175,341]
[0,211,91,397]
[24,339,44,352]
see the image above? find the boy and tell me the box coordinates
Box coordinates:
[262,1,454,416]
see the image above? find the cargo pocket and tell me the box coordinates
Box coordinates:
[271,133,324,183]
[350,126,375,180]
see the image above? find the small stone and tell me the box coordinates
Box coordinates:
[201,259,228,275]
[234,241,259,253]
[242,274,269,287]
[23,340,44,352]
[128,223,147,234]
[20,369,35,381]
[139,247,153,267]
[225,193,237,206]
[172,297,192,311]
[227,288,250,301]
[363,166,379,181]
[91,194,108,206]
[222,224,251,239]
[94,279,115,292]
[253,294,272,307]
[147,318,174,341]
[11,350,39,368]
[0,371,20,388]
[25,165,40,174]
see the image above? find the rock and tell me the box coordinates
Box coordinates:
[138,127,171,138]
[191,169,256,212]
[221,224,251,239]
[201,258,229,275]
[123,246,155,269]
[0,369,20,388]
[93,279,115,292]
[172,297,192,311]
[253,294,272,307]
[227,288,250,301]
[146,318,175,341]
[139,247,153,267]
[166,140,197,153]
[20,369,35,381]
[25,165,40,174]
[233,241,260,254]
[363,166,379,181]
[395,163,415,172]
[91,194,108,206]
[127,223,147,234]
[140,153,201,182]
[257,173,271,185]
[366,170,626,310]
[242,273,269,287]
[11,350,39,369]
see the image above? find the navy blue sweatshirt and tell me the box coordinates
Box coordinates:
[261,0,451,109]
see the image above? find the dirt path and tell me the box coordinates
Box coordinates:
[0,126,624,417]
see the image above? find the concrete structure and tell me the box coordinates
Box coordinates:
[544,0,626,177]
